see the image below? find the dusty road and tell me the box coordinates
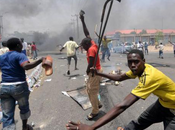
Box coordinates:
[1,49,175,130]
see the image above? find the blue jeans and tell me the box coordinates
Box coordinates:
[0,82,31,129]
[101,48,110,61]
[32,50,37,60]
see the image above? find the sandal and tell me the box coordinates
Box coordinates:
[117,127,124,130]
[86,113,98,120]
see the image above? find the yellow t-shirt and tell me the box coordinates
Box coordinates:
[102,39,111,48]
[63,41,78,57]
[126,64,175,109]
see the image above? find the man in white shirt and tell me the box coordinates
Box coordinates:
[21,38,28,55]
[137,41,143,51]
[0,41,9,55]
[60,37,79,75]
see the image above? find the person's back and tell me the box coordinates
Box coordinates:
[159,44,164,51]
[0,51,26,82]
[64,40,78,56]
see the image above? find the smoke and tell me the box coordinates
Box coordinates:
[0,0,175,51]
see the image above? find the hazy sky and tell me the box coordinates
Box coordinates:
[0,0,175,37]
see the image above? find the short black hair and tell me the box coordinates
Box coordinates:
[7,38,21,50]
[69,37,73,41]
[2,41,7,47]
[81,37,91,45]
[128,49,144,60]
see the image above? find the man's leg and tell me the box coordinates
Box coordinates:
[124,100,164,130]
[87,75,100,114]
[1,96,16,129]
[67,57,71,75]
[12,82,31,130]
[163,109,175,130]
[73,55,78,70]
[0,85,16,129]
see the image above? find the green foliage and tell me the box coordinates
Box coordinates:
[155,31,163,42]
[140,29,147,34]
[130,31,136,34]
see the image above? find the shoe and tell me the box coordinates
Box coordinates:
[107,57,110,61]
[67,70,70,75]
[117,127,124,130]
[86,113,98,120]
[99,104,103,109]
[75,68,79,70]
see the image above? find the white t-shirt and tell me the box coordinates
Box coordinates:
[0,47,9,55]
[63,41,78,57]
[159,44,164,51]
[22,42,28,50]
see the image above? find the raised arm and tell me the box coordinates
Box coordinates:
[79,14,91,39]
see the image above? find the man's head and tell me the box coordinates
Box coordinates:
[80,38,92,51]
[104,36,107,40]
[7,38,23,52]
[127,49,145,76]
[69,37,73,41]
[160,43,162,45]
[2,41,7,47]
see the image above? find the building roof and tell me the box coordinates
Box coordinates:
[106,29,175,35]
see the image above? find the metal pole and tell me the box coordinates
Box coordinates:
[0,15,3,40]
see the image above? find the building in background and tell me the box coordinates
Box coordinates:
[106,29,175,45]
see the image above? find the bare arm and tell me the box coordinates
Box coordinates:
[96,71,130,81]
[67,94,139,130]
[22,57,44,70]
[79,15,91,39]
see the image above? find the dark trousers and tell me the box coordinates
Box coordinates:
[124,100,175,130]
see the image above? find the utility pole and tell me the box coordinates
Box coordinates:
[0,15,3,41]
[71,14,79,42]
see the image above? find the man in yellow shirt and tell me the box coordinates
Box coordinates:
[101,36,112,62]
[60,37,79,75]
[66,49,175,130]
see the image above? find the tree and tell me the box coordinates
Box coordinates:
[140,29,147,34]
[130,31,136,34]
[155,31,163,43]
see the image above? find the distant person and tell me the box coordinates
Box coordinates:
[26,43,32,57]
[21,38,28,55]
[0,41,9,55]
[31,42,38,60]
[0,38,45,130]
[169,41,175,57]
[137,41,143,51]
[66,49,175,130]
[101,36,112,62]
[144,42,149,55]
[60,37,79,75]
[158,43,164,59]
